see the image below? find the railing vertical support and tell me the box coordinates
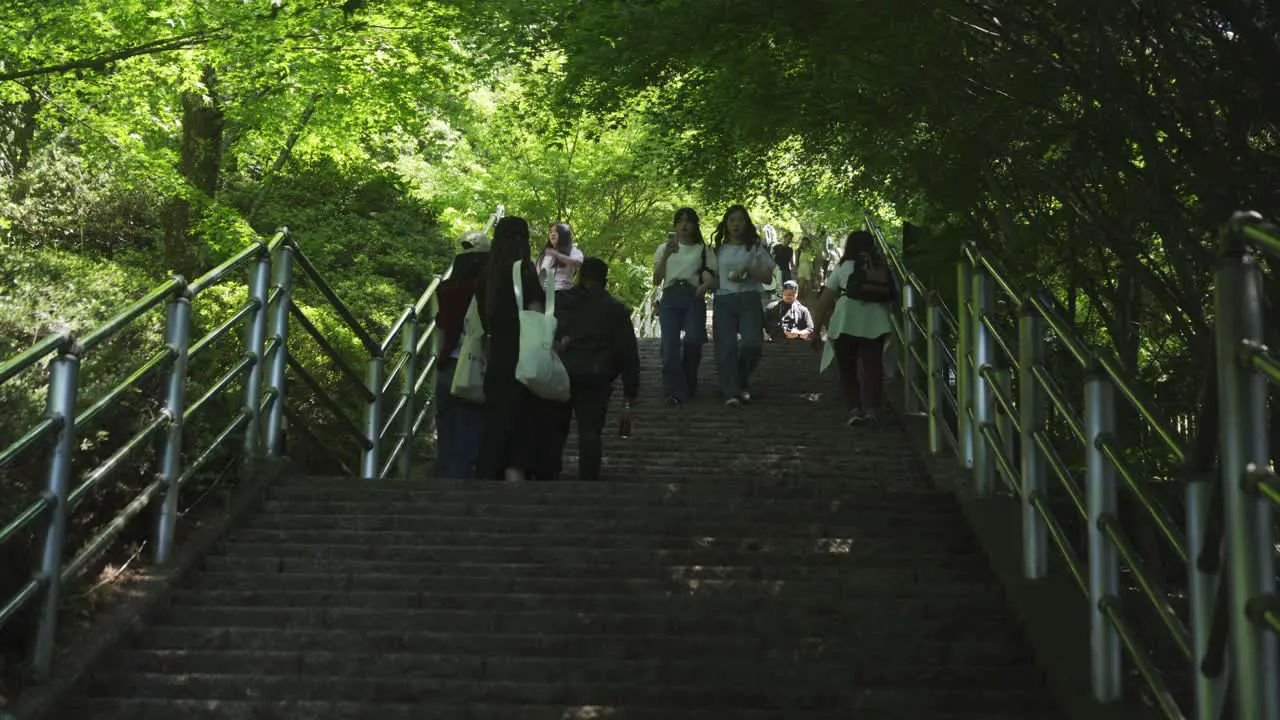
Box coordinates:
[31,345,81,677]
[926,298,945,454]
[1214,217,1280,720]
[1186,474,1227,720]
[956,261,975,468]
[902,283,919,413]
[1018,305,1048,579]
[361,355,385,480]
[399,309,419,481]
[1084,365,1122,702]
[265,243,294,456]
[155,285,193,566]
[241,248,271,471]
[971,260,996,496]
[994,367,1015,490]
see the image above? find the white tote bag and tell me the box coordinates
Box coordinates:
[512,260,571,401]
[450,296,486,402]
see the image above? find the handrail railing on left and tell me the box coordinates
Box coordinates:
[0,207,507,680]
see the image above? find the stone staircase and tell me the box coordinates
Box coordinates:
[67,339,1061,718]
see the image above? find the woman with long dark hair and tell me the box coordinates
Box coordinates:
[537,221,584,291]
[710,204,775,407]
[810,230,898,425]
[474,216,550,481]
[652,207,718,406]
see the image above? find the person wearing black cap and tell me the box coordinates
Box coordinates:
[541,257,641,481]
[763,280,814,343]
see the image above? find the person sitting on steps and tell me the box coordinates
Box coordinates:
[542,257,641,482]
[653,207,718,407]
[764,280,814,343]
[810,230,899,426]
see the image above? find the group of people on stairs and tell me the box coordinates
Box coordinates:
[433,216,639,483]
[654,207,899,426]
[430,208,901,483]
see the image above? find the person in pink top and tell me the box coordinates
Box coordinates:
[537,222,585,291]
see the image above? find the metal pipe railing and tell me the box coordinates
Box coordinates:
[865,209,1280,720]
[0,201,476,677]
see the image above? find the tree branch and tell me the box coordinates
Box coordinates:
[0,30,219,83]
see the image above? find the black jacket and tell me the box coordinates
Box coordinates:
[553,285,641,398]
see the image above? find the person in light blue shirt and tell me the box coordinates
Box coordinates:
[711,205,776,407]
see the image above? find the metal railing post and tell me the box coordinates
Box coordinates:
[1186,474,1227,720]
[241,247,271,471]
[956,261,975,468]
[155,284,193,566]
[399,308,419,481]
[971,259,996,496]
[265,244,294,456]
[31,344,81,677]
[1019,305,1048,579]
[1214,217,1280,720]
[902,283,919,413]
[1084,365,1122,702]
[926,298,945,454]
[361,355,385,480]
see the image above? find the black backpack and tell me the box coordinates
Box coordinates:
[843,255,898,303]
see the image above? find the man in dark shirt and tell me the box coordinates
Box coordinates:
[771,231,796,285]
[764,280,815,342]
[542,257,641,481]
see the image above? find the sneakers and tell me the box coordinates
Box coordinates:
[739,390,752,403]
[666,396,682,408]
[725,397,742,408]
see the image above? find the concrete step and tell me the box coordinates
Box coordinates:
[75,696,1041,720]
[202,553,988,577]
[86,671,1050,711]
[187,568,1000,594]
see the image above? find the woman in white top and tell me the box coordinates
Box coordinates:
[810,230,899,425]
[537,222,584,291]
[711,205,776,407]
[652,207,718,406]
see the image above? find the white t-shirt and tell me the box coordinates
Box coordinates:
[654,242,717,288]
[715,243,774,295]
[539,246,585,291]
[823,260,895,339]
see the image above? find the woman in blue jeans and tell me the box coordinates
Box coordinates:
[711,205,775,407]
[653,207,718,407]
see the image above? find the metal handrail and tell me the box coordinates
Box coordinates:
[866,209,1280,720]
[0,199,487,677]
[286,240,381,357]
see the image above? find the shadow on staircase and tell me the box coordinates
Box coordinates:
[56,339,1062,718]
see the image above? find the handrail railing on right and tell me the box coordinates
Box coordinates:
[867,209,1280,720]
[0,207,505,682]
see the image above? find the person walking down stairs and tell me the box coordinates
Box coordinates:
[711,204,776,407]
[810,230,899,425]
[541,257,641,481]
[653,207,717,407]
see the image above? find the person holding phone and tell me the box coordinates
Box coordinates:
[538,222,584,291]
[653,208,717,407]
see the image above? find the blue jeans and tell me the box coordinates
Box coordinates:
[713,291,764,399]
[434,358,485,479]
[658,282,706,402]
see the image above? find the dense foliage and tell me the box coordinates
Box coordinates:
[1,0,1276,701]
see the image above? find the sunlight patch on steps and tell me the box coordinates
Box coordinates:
[814,538,854,553]
[562,706,617,718]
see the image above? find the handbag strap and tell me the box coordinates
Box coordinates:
[510,260,557,316]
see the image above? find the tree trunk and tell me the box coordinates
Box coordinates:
[2,89,43,180]
[163,64,224,278]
